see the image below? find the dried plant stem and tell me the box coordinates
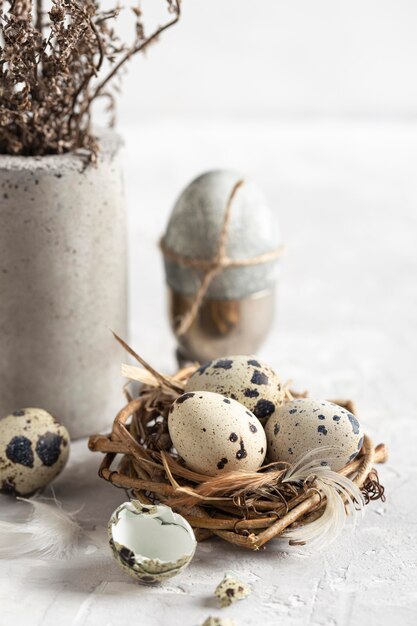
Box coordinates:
[90,0,181,104]
[0,1,181,157]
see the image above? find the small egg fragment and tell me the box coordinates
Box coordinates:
[215,571,251,607]
[168,391,266,476]
[185,355,285,425]
[108,500,196,583]
[0,408,70,496]
[265,398,364,471]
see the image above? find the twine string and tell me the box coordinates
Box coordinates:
[160,179,285,336]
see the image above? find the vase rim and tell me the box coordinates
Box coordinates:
[0,128,123,172]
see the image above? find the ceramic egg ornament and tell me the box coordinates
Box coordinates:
[162,170,283,364]
[168,391,266,475]
[265,398,364,471]
[0,408,70,495]
[185,355,285,425]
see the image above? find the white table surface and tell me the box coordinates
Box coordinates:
[1,118,416,626]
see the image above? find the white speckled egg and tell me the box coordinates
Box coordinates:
[265,398,364,471]
[0,408,70,496]
[168,391,266,475]
[185,355,285,425]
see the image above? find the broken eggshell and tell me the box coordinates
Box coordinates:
[202,618,236,626]
[215,571,251,608]
[108,500,197,583]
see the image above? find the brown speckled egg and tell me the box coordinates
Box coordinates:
[265,398,364,471]
[185,355,284,425]
[0,408,70,496]
[168,391,266,476]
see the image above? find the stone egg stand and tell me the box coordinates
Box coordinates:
[89,357,388,551]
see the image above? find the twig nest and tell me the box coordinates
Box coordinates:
[163,170,282,299]
[215,571,251,607]
[0,408,70,496]
[265,398,364,471]
[108,500,197,583]
[168,391,266,475]
[185,355,285,425]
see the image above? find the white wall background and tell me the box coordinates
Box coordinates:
[113,0,417,123]
[105,0,417,363]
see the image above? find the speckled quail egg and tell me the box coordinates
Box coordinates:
[0,408,70,495]
[185,355,284,425]
[109,500,196,583]
[168,391,266,475]
[265,398,364,471]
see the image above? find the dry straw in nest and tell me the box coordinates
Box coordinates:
[89,336,388,550]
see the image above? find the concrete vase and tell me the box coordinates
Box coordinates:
[0,130,127,438]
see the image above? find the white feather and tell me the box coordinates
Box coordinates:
[0,497,83,560]
[281,446,365,550]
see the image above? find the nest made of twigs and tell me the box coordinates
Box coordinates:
[89,358,388,551]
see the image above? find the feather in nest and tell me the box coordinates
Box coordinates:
[281,446,365,549]
[0,497,84,560]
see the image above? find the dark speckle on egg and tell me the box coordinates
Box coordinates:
[289,408,297,414]
[244,388,259,398]
[274,423,280,435]
[119,546,136,567]
[249,423,257,433]
[236,439,247,460]
[253,399,275,420]
[333,415,341,422]
[213,359,233,370]
[318,414,325,420]
[12,410,26,417]
[175,392,195,404]
[217,457,228,470]
[348,413,361,434]
[229,432,238,442]
[35,432,63,466]
[317,425,328,435]
[247,359,261,367]
[6,436,34,467]
[196,361,212,375]
[251,370,269,385]
[1,478,17,495]
[223,398,231,404]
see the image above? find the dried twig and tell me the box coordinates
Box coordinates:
[0,1,181,158]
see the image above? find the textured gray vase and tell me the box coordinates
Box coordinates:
[0,130,127,438]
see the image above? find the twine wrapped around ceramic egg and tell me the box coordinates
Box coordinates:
[160,171,284,363]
